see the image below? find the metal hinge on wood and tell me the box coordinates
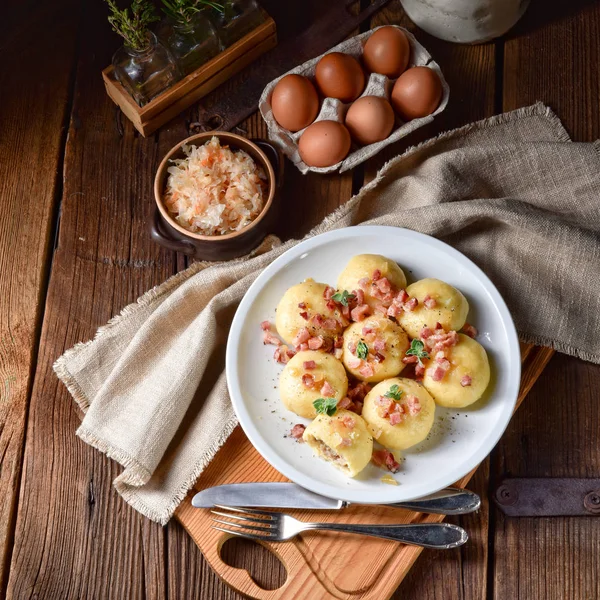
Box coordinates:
[494,478,600,517]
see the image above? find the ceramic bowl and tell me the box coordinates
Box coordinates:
[151,131,283,261]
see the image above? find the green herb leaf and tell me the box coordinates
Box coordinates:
[332,290,355,307]
[405,339,430,365]
[356,340,369,360]
[384,384,403,401]
[105,0,159,52]
[313,397,338,417]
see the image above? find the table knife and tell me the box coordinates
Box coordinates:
[192,483,480,515]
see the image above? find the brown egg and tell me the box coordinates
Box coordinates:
[391,66,443,121]
[298,120,351,168]
[271,74,320,132]
[363,26,410,78]
[345,96,395,146]
[315,52,365,103]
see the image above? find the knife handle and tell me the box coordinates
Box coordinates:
[383,488,481,515]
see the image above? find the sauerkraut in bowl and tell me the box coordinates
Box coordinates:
[163,136,268,237]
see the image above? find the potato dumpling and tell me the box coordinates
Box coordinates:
[422,333,490,408]
[337,254,407,308]
[303,409,373,477]
[362,378,436,450]
[342,315,410,382]
[398,278,469,339]
[275,279,344,345]
[279,351,348,418]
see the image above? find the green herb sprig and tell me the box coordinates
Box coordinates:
[356,340,369,360]
[332,290,355,307]
[405,339,430,366]
[105,0,159,52]
[161,0,224,25]
[313,397,338,417]
[384,384,403,401]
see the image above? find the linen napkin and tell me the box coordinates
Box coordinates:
[54,103,600,524]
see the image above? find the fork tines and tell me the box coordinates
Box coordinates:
[210,505,277,540]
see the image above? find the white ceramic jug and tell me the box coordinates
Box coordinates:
[400,0,530,44]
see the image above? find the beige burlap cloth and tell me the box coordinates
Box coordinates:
[54,103,600,524]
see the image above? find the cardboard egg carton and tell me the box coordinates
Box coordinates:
[259,25,449,174]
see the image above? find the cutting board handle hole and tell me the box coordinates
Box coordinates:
[219,537,287,591]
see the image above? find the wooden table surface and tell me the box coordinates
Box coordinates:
[1,1,599,598]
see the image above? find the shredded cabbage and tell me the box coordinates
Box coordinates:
[164,136,267,236]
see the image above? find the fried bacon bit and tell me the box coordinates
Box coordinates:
[299,311,309,320]
[424,329,459,353]
[338,397,352,410]
[402,354,418,364]
[462,323,478,338]
[435,356,451,371]
[348,380,371,401]
[303,360,316,370]
[415,363,425,378]
[372,449,401,473]
[321,380,335,397]
[397,289,409,303]
[274,345,290,364]
[420,326,433,339]
[431,365,447,381]
[339,438,352,447]
[347,356,362,369]
[341,414,355,429]
[461,375,473,387]
[404,297,418,311]
[302,373,315,388]
[375,277,391,293]
[359,363,375,378]
[358,277,370,290]
[406,395,421,416]
[323,286,335,300]
[423,294,437,309]
[292,327,311,347]
[290,423,306,441]
[334,335,344,349]
[373,338,386,352]
[299,342,309,351]
[308,336,325,350]
[260,320,271,331]
[435,322,443,330]
[286,348,296,359]
[263,331,282,346]
[310,313,325,328]
[321,336,334,352]
[388,411,403,426]
[375,303,389,315]
[362,326,374,336]
[338,396,363,415]
[374,352,386,363]
[354,289,365,304]
[348,340,358,353]
[322,318,339,331]
[298,302,307,309]
[372,269,382,281]
[350,304,370,322]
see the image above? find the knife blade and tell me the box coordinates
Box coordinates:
[192,483,480,515]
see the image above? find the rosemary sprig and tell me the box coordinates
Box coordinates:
[105,0,159,52]
[161,0,224,25]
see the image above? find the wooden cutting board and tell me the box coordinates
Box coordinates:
[175,343,554,599]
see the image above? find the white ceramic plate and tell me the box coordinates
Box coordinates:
[226,226,520,503]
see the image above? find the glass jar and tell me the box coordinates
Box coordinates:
[112,32,180,106]
[166,13,222,76]
[209,0,265,48]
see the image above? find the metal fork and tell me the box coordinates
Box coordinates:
[211,506,468,549]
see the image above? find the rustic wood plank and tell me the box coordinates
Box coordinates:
[495,2,600,599]
[5,0,192,596]
[0,0,80,593]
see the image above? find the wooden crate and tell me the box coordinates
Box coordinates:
[175,343,555,600]
[102,14,277,136]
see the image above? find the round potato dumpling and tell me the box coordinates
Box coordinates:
[279,351,348,418]
[303,409,373,477]
[362,377,436,450]
[337,254,407,308]
[423,333,490,408]
[398,278,469,339]
[275,279,343,346]
[342,315,410,383]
